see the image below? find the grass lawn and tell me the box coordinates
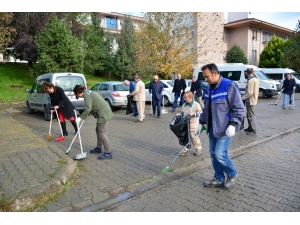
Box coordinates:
[0,62,125,102]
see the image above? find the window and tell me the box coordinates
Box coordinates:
[262,31,273,43]
[223,30,228,42]
[55,76,85,92]
[219,71,241,81]
[91,84,100,91]
[100,83,109,91]
[106,17,117,29]
[113,84,129,91]
[37,79,50,93]
[264,73,283,80]
[31,81,38,93]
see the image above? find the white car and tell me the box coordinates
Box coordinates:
[145,79,192,106]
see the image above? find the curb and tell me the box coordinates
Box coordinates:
[81,125,300,212]
[11,138,77,211]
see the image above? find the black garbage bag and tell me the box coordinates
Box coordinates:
[169,113,191,148]
[126,95,134,115]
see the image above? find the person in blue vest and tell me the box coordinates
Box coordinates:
[149,75,164,118]
[199,63,244,189]
[171,73,187,112]
[124,79,138,116]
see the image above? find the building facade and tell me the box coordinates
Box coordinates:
[223,13,294,66]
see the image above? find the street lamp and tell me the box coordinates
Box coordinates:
[252,36,255,65]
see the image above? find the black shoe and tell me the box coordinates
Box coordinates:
[157,116,160,118]
[244,128,252,132]
[224,176,237,189]
[135,119,143,123]
[204,178,224,188]
[98,152,112,160]
[90,147,103,154]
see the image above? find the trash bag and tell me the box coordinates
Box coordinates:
[126,95,134,115]
[169,114,191,148]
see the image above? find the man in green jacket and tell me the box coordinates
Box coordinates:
[73,85,113,160]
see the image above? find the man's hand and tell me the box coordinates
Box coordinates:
[76,117,81,125]
[225,125,235,138]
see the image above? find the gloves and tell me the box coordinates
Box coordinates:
[76,117,81,125]
[225,125,235,138]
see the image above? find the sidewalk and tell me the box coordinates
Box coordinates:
[1,96,300,211]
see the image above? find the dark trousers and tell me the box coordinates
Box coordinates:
[245,102,256,131]
[152,96,162,116]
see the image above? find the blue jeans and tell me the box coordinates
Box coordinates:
[283,93,294,106]
[172,92,184,110]
[152,96,162,116]
[209,126,237,182]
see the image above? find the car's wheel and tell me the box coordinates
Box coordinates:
[44,105,51,121]
[162,95,170,106]
[105,99,114,111]
[26,101,34,114]
[258,89,266,99]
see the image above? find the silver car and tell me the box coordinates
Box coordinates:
[90,81,129,110]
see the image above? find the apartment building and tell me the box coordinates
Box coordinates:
[223,13,294,66]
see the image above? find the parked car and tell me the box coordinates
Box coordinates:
[25,72,87,121]
[145,79,196,107]
[90,81,129,110]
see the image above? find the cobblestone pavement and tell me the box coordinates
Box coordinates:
[107,129,300,212]
[1,93,300,211]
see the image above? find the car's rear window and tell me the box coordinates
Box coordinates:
[55,76,85,92]
[113,84,129,91]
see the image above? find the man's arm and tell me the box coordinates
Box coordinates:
[242,80,254,100]
[228,83,245,127]
[79,94,92,120]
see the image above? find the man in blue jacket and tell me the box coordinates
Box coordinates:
[124,79,138,116]
[149,75,164,118]
[190,75,204,108]
[199,63,244,189]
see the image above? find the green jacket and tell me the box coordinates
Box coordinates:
[80,91,113,123]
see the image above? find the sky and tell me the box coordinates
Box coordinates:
[3,0,300,31]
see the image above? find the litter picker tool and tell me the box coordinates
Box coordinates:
[54,108,64,142]
[47,112,53,141]
[161,95,168,114]
[162,125,206,174]
[274,88,284,105]
[65,110,86,160]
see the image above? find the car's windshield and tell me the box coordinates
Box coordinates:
[113,84,129,91]
[292,73,300,80]
[255,70,270,80]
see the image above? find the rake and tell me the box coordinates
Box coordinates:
[162,125,206,174]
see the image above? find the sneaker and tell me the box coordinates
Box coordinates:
[244,128,252,132]
[98,152,112,160]
[282,105,286,109]
[90,147,103,154]
[179,150,189,156]
[224,176,238,189]
[204,178,224,188]
[194,150,202,156]
[171,109,175,112]
[289,104,295,108]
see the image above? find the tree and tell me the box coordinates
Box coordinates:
[225,44,248,64]
[35,16,84,74]
[136,12,223,79]
[82,13,107,75]
[114,16,138,80]
[282,20,300,71]
[258,35,286,68]
[0,12,16,52]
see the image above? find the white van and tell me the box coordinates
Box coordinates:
[260,68,300,92]
[193,63,281,98]
[26,72,87,120]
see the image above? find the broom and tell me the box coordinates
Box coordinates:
[47,112,53,141]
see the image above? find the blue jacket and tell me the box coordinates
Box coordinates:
[190,80,203,97]
[200,77,245,138]
[149,80,164,99]
[129,81,136,93]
